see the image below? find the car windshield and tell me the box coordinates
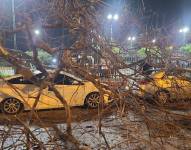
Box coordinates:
[7,72,83,85]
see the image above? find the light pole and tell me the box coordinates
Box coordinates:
[128,36,136,48]
[107,14,119,41]
[11,0,17,49]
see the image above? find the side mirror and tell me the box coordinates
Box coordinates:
[72,80,80,85]
[72,80,84,85]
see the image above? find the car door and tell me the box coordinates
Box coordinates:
[27,84,50,110]
[27,73,63,110]
[61,75,85,106]
[45,74,85,108]
[7,76,42,109]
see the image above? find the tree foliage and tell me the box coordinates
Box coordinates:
[180,43,191,53]
[26,49,53,66]
[137,47,160,57]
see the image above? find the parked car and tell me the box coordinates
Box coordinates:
[138,70,191,105]
[0,71,111,114]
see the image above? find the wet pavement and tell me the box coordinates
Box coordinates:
[0,106,116,126]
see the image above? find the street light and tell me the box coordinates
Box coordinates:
[34,29,40,35]
[128,36,136,41]
[107,14,112,20]
[179,26,189,44]
[107,13,119,41]
[132,37,136,41]
[179,27,189,33]
[113,14,119,20]
[128,36,136,48]
[152,39,156,43]
[52,58,57,63]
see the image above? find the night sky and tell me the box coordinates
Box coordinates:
[2,0,191,50]
[144,0,191,23]
[107,0,191,25]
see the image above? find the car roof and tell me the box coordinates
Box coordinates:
[45,70,83,81]
[4,71,83,82]
[59,71,83,82]
[4,74,23,81]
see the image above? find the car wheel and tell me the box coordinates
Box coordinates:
[155,90,170,106]
[1,98,23,114]
[85,92,100,108]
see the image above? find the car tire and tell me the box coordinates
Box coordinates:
[1,98,23,115]
[84,92,100,108]
[155,90,170,106]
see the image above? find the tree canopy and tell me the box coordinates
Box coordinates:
[26,49,53,66]
[137,47,160,57]
[180,43,191,53]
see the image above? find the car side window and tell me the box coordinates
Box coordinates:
[54,74,79,85]
[31,73,47,83]
[54,74,64,85]
[8,77,32,84]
